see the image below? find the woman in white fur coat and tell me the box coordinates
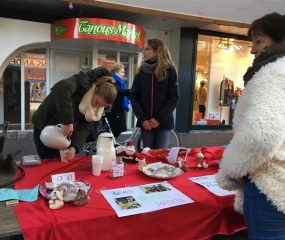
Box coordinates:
[216,12,285,239]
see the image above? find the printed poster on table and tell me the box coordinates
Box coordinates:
[101,181,194,217]
[189,174,235,196]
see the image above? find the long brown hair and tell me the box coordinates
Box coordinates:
[94,76,117,104]
[137,38,177,81]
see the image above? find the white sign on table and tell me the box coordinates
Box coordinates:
[189,174,235,196]
[51,172,75,183]
[101,181,194,217]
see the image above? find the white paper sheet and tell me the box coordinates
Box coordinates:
[101,181,194,217]
[189,174,235,196]
[51,172,75,183]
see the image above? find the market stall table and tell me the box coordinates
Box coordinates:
[10,146,245,240]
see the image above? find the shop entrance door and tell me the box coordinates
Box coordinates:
[25,50,86,130]
[3,66,21,128]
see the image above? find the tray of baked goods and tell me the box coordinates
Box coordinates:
[142,162,184,179]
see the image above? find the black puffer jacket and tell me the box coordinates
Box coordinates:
[130,67,180,130]
[32,66,111,153]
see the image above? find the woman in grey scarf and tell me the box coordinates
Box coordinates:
[130,38,180,149]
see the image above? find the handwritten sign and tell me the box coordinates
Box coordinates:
[51,172,75,183]
[189,174,235,196]
[101,181,194,217]
[111,163,125,178]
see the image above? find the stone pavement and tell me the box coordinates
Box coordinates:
[1,131,37,162]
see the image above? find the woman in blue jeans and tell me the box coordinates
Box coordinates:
[130,38,180,149]
[216,12,285,239]
[243,178,285,239]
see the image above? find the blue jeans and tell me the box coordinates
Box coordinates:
[141,128,170,149]
[243,178,285,240]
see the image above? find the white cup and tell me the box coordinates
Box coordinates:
[92,155,103,176]
[59,149,68,162]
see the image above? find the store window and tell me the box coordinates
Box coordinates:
[120,52,138,128]
[193,34,253,126]
[26,52,47,103]
[98,50,117,71]
[120,52,130,87]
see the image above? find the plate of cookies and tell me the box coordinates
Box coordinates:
[142,163,184,179]
[39,180,92,202]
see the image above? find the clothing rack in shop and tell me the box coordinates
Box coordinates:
[220,76,234,106]
[219,75,236,123]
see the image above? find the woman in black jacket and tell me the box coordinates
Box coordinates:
[32,66,117,160]
[129,38,180,149]
[105,63,130,138]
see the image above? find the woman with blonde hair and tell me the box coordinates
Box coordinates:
[130,38,180,149]
[32,66,117,160]
[105,63,130,138]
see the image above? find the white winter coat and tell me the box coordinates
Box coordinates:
[216,56,285,213]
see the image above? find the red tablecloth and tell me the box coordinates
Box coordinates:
[13,146,245,240]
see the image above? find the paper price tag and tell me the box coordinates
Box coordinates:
[51,172,75,183]
[111,163,124,178]
[6,199,19,207]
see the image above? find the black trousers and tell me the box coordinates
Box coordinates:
[199,105,206,119]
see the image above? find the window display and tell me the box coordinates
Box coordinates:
[219,77,234,106]
[193,34,254,126]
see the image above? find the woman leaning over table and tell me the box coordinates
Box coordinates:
[32,66,117,160]
[129,38,180,149]
[216,12,285,239]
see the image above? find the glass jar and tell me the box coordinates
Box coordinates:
[138,158,146,171]
[110,156,125,178]
[196,152,204,170]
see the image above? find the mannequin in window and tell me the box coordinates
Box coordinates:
[220,78,234,106]
[198,80,207,119]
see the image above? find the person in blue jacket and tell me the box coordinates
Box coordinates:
[130,38,180,149]
[105,63,130,138]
